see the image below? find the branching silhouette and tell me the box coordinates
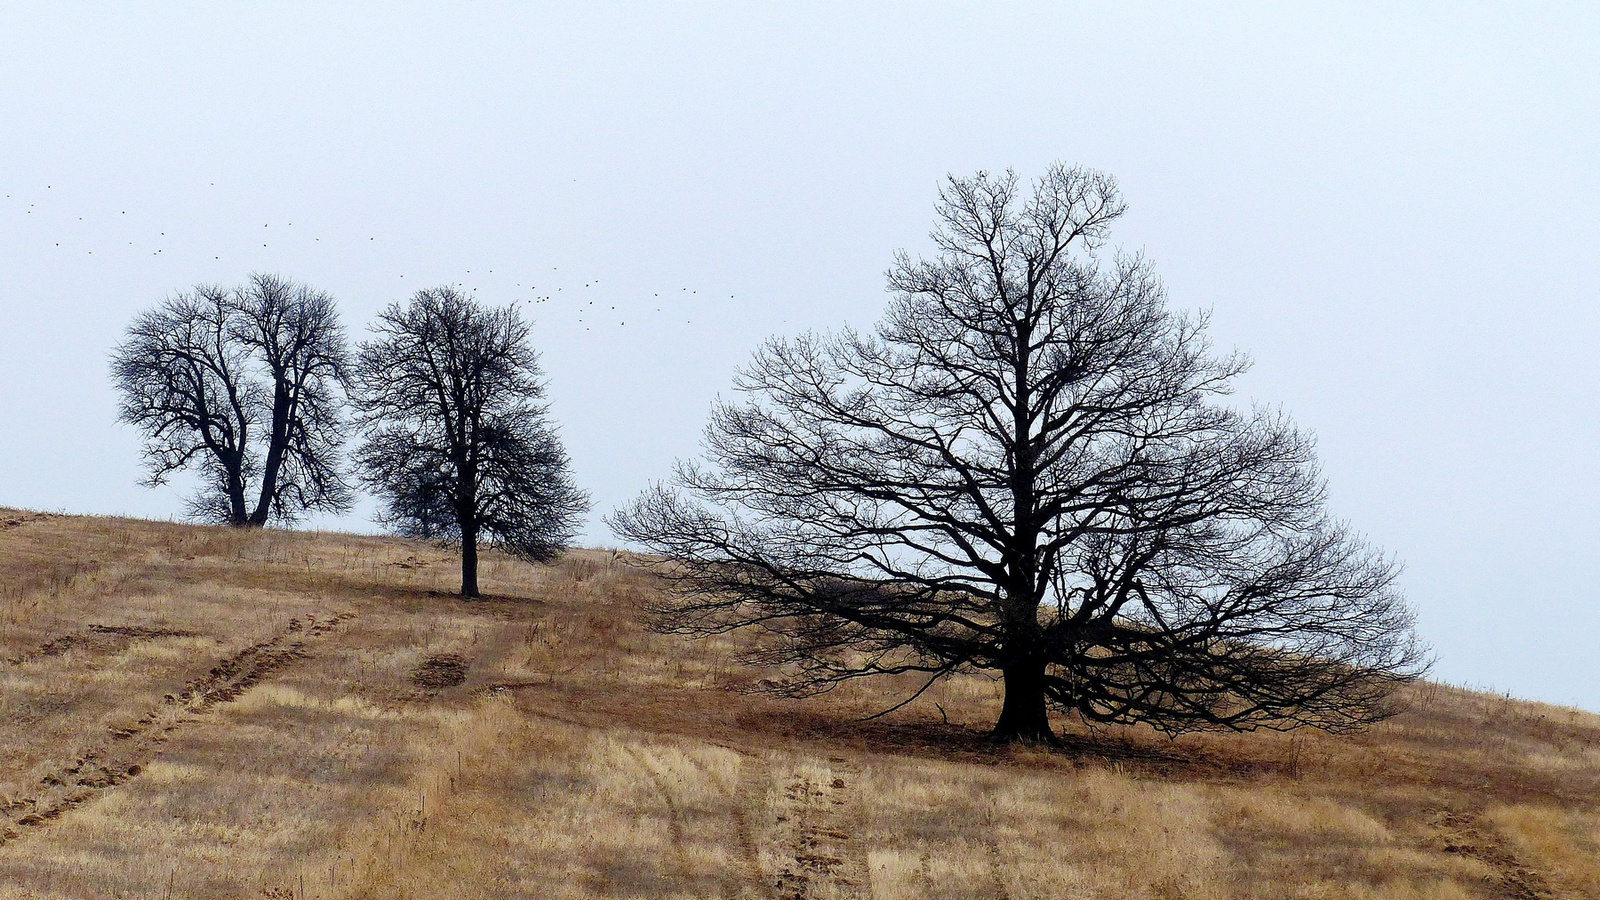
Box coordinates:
[351,287,588,597]
[613,164,1426,742]
[111,275,352,526]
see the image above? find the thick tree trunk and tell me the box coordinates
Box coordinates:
[457,461,480,597]
[249,385,297,527]
[460,522,480,598]
[225,462,252,528]
[992,656,1053,743]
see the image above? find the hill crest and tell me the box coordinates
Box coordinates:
[0,509,1596,898]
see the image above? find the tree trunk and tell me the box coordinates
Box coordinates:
[460,522,480,598]
[225,459,252,528]
[249,388,291,526]
[992,656,1053,743]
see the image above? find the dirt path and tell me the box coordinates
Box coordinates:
[0,612,354,847]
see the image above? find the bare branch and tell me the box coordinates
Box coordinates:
[613,163,1427,742]
[351,287,589,597]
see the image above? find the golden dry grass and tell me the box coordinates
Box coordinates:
[0,508,1597,898]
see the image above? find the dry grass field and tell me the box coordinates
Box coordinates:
[1,509,1598,898]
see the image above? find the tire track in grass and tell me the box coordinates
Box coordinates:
[772,757,864,899]
[772,768,819,900]
[5,624,199,667]
[820,759,870,898]
[732,752,768,890]
[0,612,355,846]
[1431,809,1551,900]
[724,751,768,899]
[980,800,1012,900]
[623,744,695,888]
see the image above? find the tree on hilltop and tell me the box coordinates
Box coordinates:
[111,274,353,526]
[351,287,589,597]
[612,164,1426,743]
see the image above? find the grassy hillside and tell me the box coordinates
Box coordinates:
[0,510,1597,899]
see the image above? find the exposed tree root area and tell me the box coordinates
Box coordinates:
[2,510,1600,898]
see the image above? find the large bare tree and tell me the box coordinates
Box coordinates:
[613,164,1426,743]
[110,275,352,526]
[350,287,589,597]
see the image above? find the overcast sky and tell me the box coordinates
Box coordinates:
[2,4,1597,709]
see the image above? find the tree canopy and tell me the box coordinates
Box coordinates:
[613,164,1426,742]
[352,287,588,597]
[110,274,352,526]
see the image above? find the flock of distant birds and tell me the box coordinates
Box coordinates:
[2,182,732,332]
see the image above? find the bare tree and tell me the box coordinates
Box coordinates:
[351,287,589,597]
[233,274,353,524]
[612,164,1426,743]
[111,275,353,526]
[113,286,257,524]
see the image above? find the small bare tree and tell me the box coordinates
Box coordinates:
[350,287,588,597]
[613,164,1426,743]
[111,275,352,526]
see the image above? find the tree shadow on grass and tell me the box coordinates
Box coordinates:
[753,708,1291,783]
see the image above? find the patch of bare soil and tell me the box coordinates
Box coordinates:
[412,653,469,690]
[6,624,199,666]
[0,513,53,532]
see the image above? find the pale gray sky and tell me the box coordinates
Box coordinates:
[2,4,1597,708]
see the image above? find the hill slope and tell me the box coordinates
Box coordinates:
[0,511,1597,899]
